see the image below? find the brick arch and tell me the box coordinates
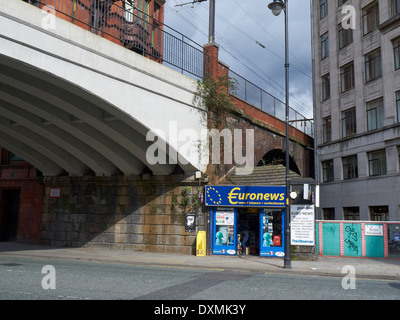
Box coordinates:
[256,148,300,175]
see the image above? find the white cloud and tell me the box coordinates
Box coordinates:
[164,0,313,119]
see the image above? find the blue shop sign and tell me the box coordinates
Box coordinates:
[205,186,286,208]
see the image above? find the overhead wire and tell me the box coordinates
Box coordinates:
[166,0,312,116]
[231,0,313,74]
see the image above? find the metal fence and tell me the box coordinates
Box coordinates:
[229,69,314,137]
[26,0,207,79]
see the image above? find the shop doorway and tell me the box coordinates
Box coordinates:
[0,189,21,241]
[237,208,260,255]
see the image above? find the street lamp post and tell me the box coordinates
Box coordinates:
[267,0,291,269]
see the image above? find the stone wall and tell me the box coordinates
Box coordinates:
[39,174,205,255]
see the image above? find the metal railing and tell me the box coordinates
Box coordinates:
[25,0,207,79]
[229,69,314,137]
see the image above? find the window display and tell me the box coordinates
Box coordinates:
[260,209,285,257]
[212,209,236,255]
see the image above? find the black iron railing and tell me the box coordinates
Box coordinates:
[25,0,207,79]
[229,69,314,137]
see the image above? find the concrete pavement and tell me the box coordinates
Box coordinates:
[0,242,399,280]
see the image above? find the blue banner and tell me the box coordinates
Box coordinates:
[205,186,286,207]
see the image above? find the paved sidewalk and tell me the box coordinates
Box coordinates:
[0,242,399,280]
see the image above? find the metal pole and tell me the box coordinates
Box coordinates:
[209,0,215,44]
[284,0,291,269]
[310,0,320,219]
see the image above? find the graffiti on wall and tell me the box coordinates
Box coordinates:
[344,226,359,254]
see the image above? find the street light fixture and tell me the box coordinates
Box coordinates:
[267,0,291,269]
[268,0,285,16]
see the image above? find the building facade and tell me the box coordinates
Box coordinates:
[0,0,314,257]
[312,0,400,221]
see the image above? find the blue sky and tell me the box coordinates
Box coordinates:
[164,0,313,119]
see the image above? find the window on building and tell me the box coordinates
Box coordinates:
[342,155,358,180]
[394,37,400,70]
[321,74,330,101]
[340,63,354,92]
[338,23,353,49]
[396,91,400,123]
[363,2,379,35]
[398,146,400,172]
[366,98,384,131]
[344,207,360,220]
[338,0,348,6]
[370,206,389,221]
[323,116,332,143]
[391,0,400,17]
[341,107,356,137]
[320,0,328,19]
[368,149,387,176]
[365,49,382,82]
[323,208,335,220]
[322,160,334,182]
[321,32,329,60]
[8,152,24,162]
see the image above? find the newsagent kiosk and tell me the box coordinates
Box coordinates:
[205,185,286,257]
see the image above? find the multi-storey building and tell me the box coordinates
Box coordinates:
[312,0,400,221]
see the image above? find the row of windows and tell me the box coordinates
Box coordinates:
[321,148,396,182]
[323,205,390,221]
[321,45,387,100]
[320,0,349,20]
[320,0,400,22]
[321,1,379,36]
[322,92,397,143]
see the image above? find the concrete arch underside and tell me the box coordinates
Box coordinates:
[0,55,195,177]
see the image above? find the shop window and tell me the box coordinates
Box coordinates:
[261,210,282,247]
[369,206,389,221]
[214,210,235,246]
[344,207,360,220]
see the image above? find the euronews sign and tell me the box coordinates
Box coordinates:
[205,186,286,207]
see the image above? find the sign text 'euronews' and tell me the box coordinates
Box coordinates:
[205,186,286,207]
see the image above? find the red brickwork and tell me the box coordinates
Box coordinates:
[0,149,43,243]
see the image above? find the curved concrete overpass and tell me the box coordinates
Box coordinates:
[0,1,207,176]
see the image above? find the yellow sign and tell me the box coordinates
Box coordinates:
[196,231,206,257]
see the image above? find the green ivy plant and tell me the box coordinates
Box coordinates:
[171,186,202,213]
[193,75,238,128]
